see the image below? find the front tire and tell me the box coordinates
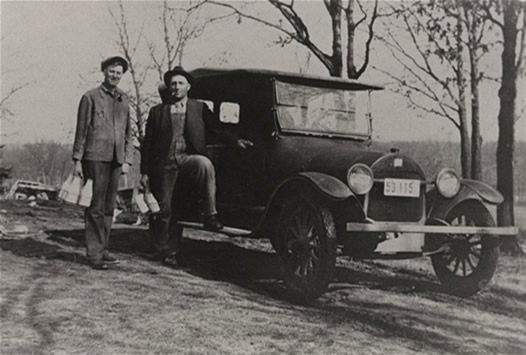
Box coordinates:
[431,201,499,297]
[275,194,336,302]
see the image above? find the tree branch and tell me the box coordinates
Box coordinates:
[0,83,28,109]
[399,7,460,107]
[480,0,504,30]
[516,2,526,72]
[355,0,378,78]
[354,0,369,28]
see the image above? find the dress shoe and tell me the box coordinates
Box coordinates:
[148,251,167,261]
[148,250,177,262]
[162,253,179,267]
[89,260,109,270]
[102,254,120,264]
[204,214,223,231]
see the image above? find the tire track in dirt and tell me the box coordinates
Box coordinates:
[0,248,72,355]
[22,260,83,355]
[0,270,38,320]
[25,276,56,355]
[0,264,54,354]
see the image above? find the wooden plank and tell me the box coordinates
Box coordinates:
[346,223,518,235]
[178,221,253,237]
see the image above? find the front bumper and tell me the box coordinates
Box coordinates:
[346,223,519,236]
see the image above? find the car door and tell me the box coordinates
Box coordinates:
[208,100,270,208]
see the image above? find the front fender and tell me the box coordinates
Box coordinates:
[294,172,353,200]
[427,179,503,220]
[253,172,360,237]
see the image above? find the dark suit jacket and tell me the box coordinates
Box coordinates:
[141,98,235,176]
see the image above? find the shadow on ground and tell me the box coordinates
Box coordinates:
[46,227,526,318]
[2,224,452,303]
[2,224,525,354]
[41,226,293,300]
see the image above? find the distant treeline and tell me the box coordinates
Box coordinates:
[1,140,525,202]
[2,141,73,187]
[372,141,526,203]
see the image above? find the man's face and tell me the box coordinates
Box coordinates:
[169,75,191,101]
[103,64,124,89]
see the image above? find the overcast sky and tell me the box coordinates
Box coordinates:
[1,0,524,145]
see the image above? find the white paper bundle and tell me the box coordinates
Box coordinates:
[59,174,93,207]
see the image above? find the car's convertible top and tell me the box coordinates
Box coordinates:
[190,67,384,91]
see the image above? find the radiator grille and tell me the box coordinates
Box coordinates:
[366,182,424,222]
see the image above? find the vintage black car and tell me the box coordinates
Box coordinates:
[173,68,518,301]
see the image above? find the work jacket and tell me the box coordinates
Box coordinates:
[72,84,134,165]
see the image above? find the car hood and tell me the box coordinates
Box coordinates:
[268,137,426,186]
[304,144,426,182]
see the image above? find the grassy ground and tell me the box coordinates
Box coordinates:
[1,200,525,354]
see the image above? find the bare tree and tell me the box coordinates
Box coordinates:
[0,33,31,181]
[375,0,500,179]
[375,1,475,177]
[151,1,187,79]
[149,0,230,81]
[455,0,472,178]
[3,141,71,186]
[463,1,492,180]
[0,83,28,122]
[1,40,30,177]
[109,0,152,141]
[201,0,381,79]
[482,0,525,254]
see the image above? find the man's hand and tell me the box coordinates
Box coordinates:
[140,174,150,191]
[73,160,83,178]
[121,163,130,175]
[237,138,254,149]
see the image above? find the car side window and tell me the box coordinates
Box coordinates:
[219,102,240,124]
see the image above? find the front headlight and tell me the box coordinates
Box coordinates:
[436,168,460,198]
[347,163,374,195]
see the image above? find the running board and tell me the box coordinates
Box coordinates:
[178,221,253,237]
[346,223,518,235]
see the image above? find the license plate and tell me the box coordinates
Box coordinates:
[384,178,420,198]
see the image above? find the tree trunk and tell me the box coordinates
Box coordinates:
[456,0,471,178]
[468,14,482,181]
[326,0,343,77]
[470,74,482,180]
[345,0,356,78]
[497,0,519,254]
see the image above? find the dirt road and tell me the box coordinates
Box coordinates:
[1,200,525,354]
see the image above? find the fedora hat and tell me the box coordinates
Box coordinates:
[101,56,128,73]
[163,66,193,86]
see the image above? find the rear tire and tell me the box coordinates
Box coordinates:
[275,194,336,302]
[431,201,499,297]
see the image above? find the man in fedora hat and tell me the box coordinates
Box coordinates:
[140,66,252,265]
[72,55,134,270]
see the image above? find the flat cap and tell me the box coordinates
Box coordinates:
[101,56,128,73]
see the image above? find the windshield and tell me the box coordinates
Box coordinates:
[275,80,371,137]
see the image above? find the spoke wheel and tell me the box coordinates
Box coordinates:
[276,194,336,302]
[431,201,499,297]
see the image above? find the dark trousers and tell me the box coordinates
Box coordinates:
[82,160,122,262]
[149,154,216,254]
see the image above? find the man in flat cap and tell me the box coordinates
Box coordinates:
[141,66,252,265]
[72,55,134,270]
